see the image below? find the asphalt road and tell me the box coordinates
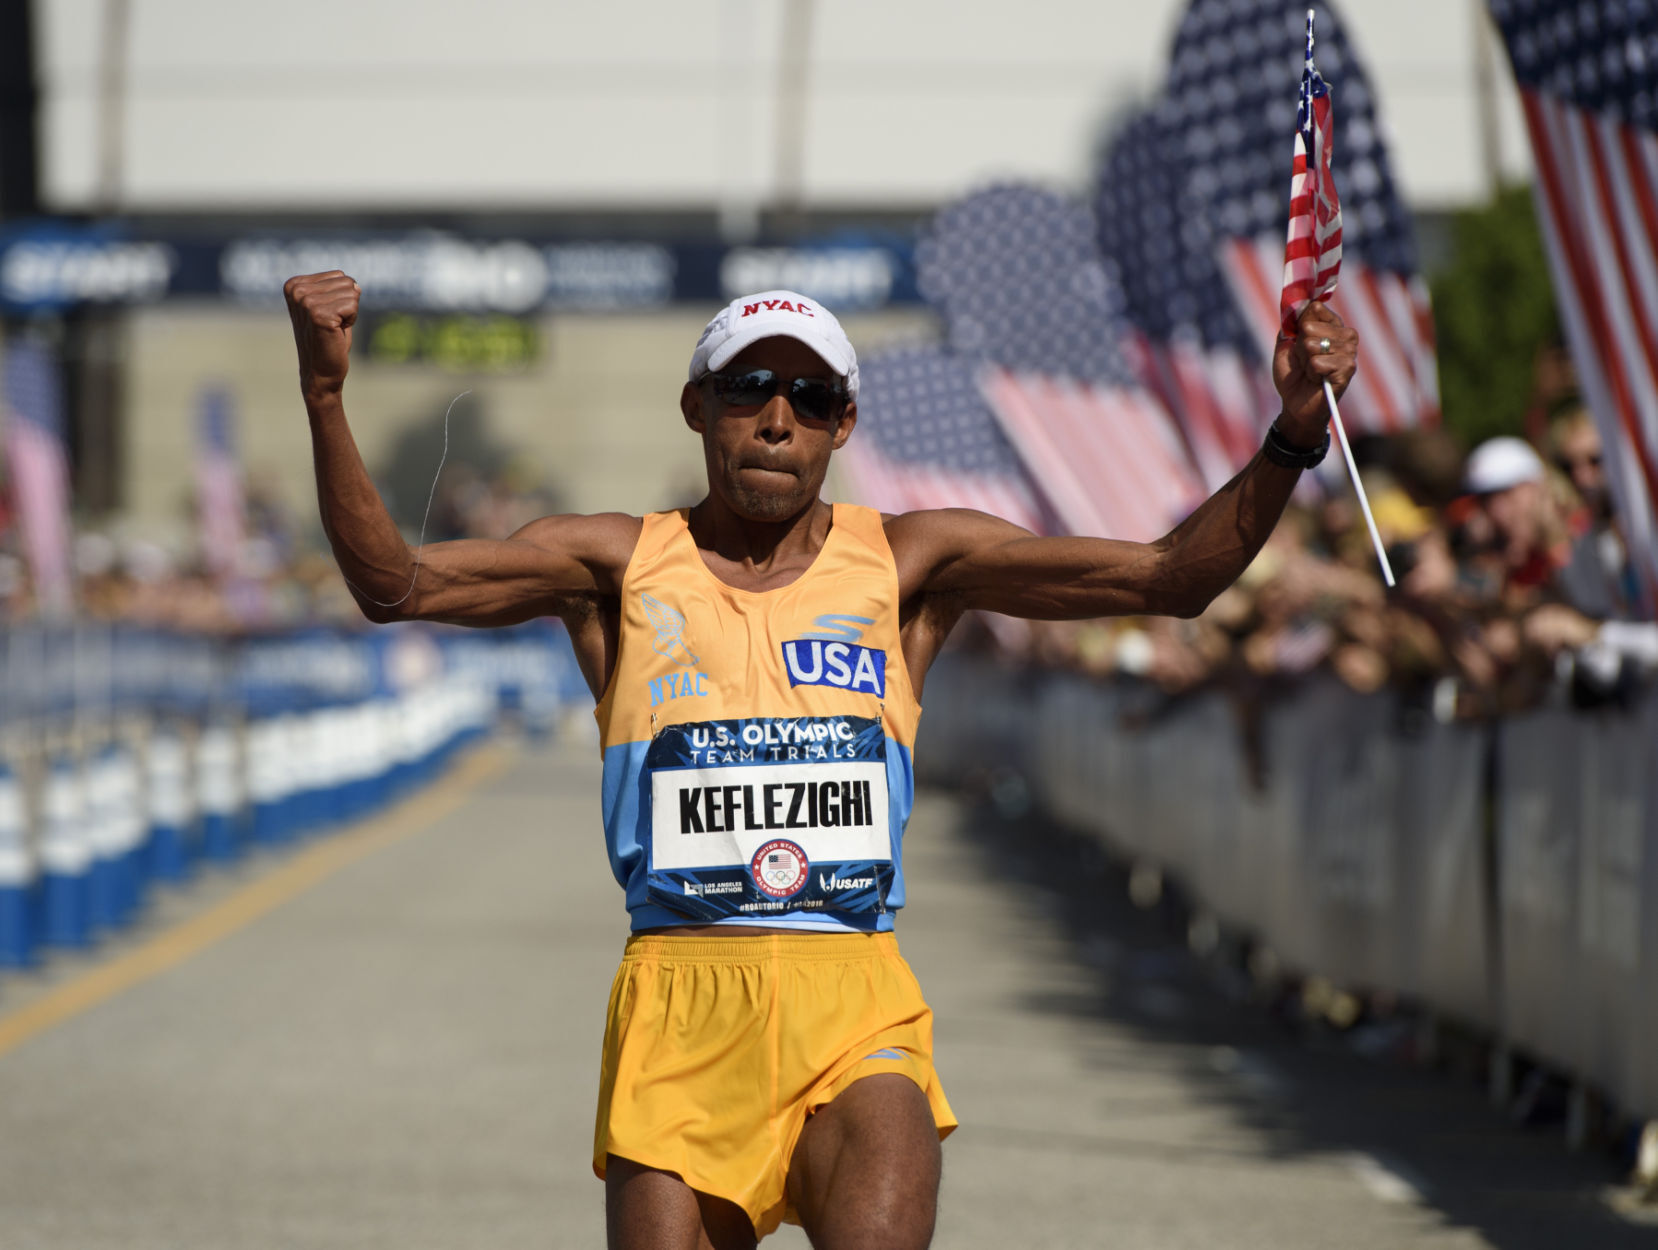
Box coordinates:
[0,736,1649,1249]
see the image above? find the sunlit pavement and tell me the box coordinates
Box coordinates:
[0,736,1649,1249]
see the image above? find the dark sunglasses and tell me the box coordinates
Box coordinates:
[1555,452,1602,472]
[705,368,848,423]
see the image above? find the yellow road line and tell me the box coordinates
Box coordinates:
[0,742,512,1061]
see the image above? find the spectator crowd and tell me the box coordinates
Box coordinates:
[971,406,1658,721]
[0,461,560,637]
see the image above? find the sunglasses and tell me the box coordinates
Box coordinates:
[1555,453,1602,472]
[705,369,848,423]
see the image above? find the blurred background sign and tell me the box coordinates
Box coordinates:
[361,313,542,373]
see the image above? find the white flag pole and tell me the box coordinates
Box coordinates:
[1296,9,1393,588]
[1323,378,1395,587]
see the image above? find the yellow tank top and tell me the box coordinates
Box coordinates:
[594,504,921,931]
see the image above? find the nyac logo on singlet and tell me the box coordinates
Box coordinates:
[782,615,885,698]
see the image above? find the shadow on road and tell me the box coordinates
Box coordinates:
[943,787,1655,1250]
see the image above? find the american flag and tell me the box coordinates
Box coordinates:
[1490,0,1658,615]
[1097,106,1277,490]
[835,345,1049,534]
[916,183,1206,541]
[1280,11,1342,335]
[2,341,74,616]
[195,387,246,577]
[1163,0,1439,434]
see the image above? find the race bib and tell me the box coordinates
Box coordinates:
[644,715,894,920]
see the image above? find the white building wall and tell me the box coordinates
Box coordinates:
[37,0,1533,216]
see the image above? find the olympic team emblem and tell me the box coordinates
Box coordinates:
[751,839,810,898]
[642,593,700,666]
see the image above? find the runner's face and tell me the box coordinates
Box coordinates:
[682,337,857,522]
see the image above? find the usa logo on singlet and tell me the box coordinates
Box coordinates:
[780,640,885,698]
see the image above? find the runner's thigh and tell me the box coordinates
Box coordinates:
[786,1074,942,1250]
[606,1156,758,1250]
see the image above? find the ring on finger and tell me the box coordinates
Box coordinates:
[1317,337,1332,354]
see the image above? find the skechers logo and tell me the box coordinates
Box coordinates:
[781,640,885,697]
[800,613,874,643]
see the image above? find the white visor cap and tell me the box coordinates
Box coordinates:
[688,290,860,402]
[1464,436,1546,495]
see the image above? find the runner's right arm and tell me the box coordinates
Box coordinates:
[285,271,639,626]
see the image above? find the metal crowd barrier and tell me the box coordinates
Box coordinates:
[916,652,1658,1126]
[0,619,585,975]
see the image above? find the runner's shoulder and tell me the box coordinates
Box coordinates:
[881,507,1033,577]
[508,512,644,588]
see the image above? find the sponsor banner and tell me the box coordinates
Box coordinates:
[0,223,920,314]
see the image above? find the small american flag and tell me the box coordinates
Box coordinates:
[1490,0,1658,615]
[915,183,1205,541]
[195,387,246,577]
[835,345,1048,535]
[1165,0,1439,435]
[2,341,74,617]
[1280,10,1342,336]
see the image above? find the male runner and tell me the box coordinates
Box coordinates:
[285,272,1357,1250]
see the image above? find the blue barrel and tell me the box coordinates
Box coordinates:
[39,760,93,949]
[146,729,196,882]
[0,762,36,967]
[196,724,243,863]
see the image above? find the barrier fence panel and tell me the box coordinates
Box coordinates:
[916,652,1656,1123]
[0,619,580,981]
[1390,708,1492,1030]
[1637,696,1658,1117]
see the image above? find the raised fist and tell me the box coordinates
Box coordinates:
[284,270,360,401]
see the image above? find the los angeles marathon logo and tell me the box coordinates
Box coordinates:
[752,839,809,898]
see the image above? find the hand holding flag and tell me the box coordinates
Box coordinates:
[1273,300,1357,440]
[1278,9,1394,587]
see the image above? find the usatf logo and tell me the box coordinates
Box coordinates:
[781,640,885,697]
[751,839,810,898]
[642,593,699,666]
[819,870,875,892]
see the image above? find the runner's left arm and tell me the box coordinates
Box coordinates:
[892,303,1357,619]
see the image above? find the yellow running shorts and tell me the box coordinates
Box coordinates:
[592,930,957,1237]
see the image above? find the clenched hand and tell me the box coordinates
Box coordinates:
[284,270,360,405]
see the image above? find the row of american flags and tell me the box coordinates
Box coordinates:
[1,338,244,617]
[839,0,1444,544]
[843,0,1658,621]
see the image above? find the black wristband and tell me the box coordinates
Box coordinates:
[1261,418,1330,470]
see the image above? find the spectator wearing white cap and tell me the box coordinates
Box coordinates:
[1463,436,1567,595]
